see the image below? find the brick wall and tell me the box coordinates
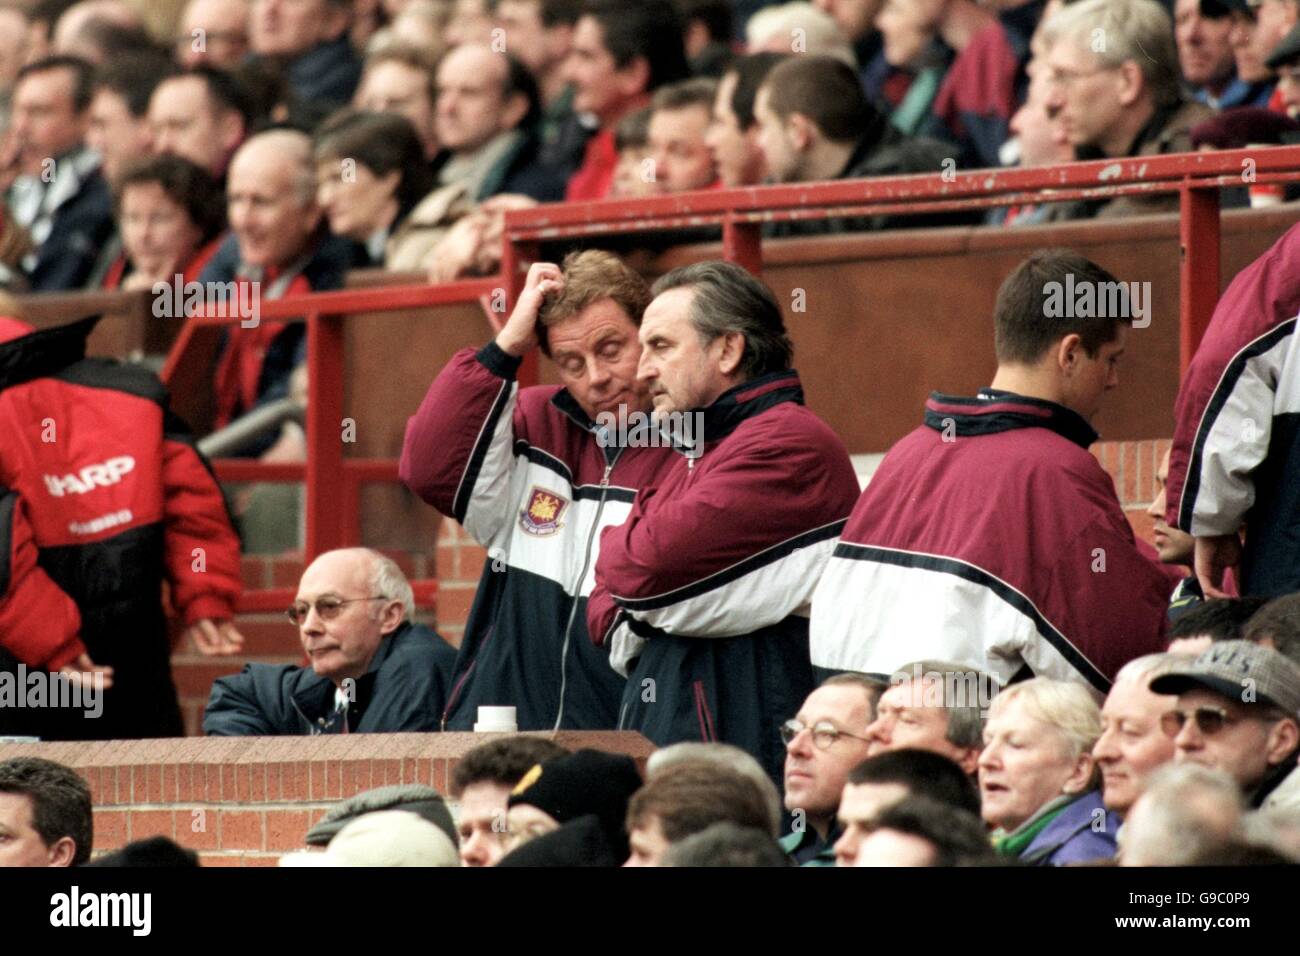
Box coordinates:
[0,732,654,866]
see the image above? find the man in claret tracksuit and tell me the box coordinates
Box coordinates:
[587,262,860,784]
[400,251,677,731]
[811,249,1169,695]
[0,315,243,739]
[1164,220,1300,601]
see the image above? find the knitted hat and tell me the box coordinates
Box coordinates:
[507,749,642,850]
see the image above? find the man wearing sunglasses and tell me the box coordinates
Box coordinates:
[203,548,456,735]
[1149,640,1300,812]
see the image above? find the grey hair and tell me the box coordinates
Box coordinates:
[890,659,999,750]
[368,550,414,622]
[1039,0,1181,108]
[1119,763,1244,865]
[650,260,793,379]
[1113,652,1181,689]
[646,742,782,836]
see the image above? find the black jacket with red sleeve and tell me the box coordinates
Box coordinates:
[587,371,860,783]
[0,317,241,736]
[400,343,678,731]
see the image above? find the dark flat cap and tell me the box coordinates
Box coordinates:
[306,784,458,848]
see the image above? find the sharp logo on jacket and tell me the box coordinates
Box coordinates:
[42,456,135,497]
[519,486,568,536]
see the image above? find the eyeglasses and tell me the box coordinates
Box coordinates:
[1160,705,1238,738]
[780,718,871,750]
[285,596,387,625]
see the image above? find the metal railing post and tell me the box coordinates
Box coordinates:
[305,309,347,558]
[1179,185,1221,376]
[723,217,763,276]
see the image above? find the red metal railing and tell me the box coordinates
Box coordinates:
[160,145,1300,614]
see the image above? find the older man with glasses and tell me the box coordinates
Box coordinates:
[778,674,885,866]
[1149,640,1300,812]
[204,548,457,735]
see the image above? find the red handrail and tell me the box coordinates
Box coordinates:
[155,146,1300,616]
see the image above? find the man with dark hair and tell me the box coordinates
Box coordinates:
[148,66,252,180]
[587,260,860,787]
[662,821,792,867]
[647,78,718,193]
[1168,597,1270,656]
[779,673,884,865]
[705,51,786,187]
[1177,0,1269,109]
[1244,593,1300,666]
[448,735,569,867]
[0,757,92,867]
[847,749,983,814]
[561,0,690,199]
[86,50,171,183]
[248,0,361,111]
[813,249,1170,692]
[675,0,734,76]
[401,252,677,735]
[625,761,774,865]
[5,55,114,290]
[837,794,994,866]
[84,836,199,867]
[753,54,964,234]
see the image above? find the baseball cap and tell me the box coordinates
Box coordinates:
[1149,640,1300,715]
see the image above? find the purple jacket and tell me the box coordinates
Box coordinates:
[1022,790,1119,866]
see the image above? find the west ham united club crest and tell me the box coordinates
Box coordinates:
[519,487,568,536]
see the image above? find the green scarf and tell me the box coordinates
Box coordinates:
[991,795,1074,858]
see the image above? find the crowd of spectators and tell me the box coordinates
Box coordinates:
[2,0,1300,870]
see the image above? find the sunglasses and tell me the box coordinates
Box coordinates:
[1160,705,1237,738]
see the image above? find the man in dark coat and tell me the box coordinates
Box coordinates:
[204,548,456,735]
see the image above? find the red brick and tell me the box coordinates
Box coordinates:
[309,761,326,799]
[323,759,341,799]
[283,761,310,800]
[242,854,280,867]
[146,764,164,803]
[180,808,218,850]
[431,758,447,793]
[265,810,312,852]
[93,810,128,852]
[340,759,372,798]
[131,810,175,841]
[200,853,243,867]
[220,810,264,851]
[172,661,245,699]
[434,585,477,630]
[161,763,179,803]
[1120,441,1140,506]
[227,617,302,657]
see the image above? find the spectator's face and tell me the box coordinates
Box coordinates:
[356,61,438,157]
[1042,41,1130,154]
[979,697,1092,831]
[177,0,251,68]
[1174,0,1236,89]
[149,77,244,177]
[865,679,979,774]
[546,298,647,420]
[9,67,87,175]
[648,104,716,193]
[250,0,346,58]
[1146,449,1194,564]
[315,158,400,241]
[611,146,657,197]
[783,685,876,823]
[502,803,560,855]
[1228,10,1272,83]
[752,86,802,183]
[1167,688,1298,790]
[831,781,908,865]
[705,72,766,188]
[853,828,937,866]
[1093,679,1178,816]
[637,286,738,416]
[1010,56,1072,167]
[564,16,646,122]
[446,0,495,47]
[814,0,885,41]
[293,551,393,684]
[87,88,152,183]
[1059,325,1126,424]
[624,814,671,866]
[227,139,321,270]
[435,46,519,153]
[0,792,75,867]
[875,0,941,69]
[496,0,568,76]
[457,781,512,866]
[119,182,205,279]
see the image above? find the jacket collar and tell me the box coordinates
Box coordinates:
[697,369,804,444]
[290,621,409,729]
[924,387,1098,449]
[0,316,99,391]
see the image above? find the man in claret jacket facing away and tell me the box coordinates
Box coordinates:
[811,248,1169,696]
[399,250,677,731]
